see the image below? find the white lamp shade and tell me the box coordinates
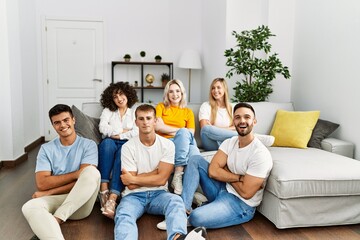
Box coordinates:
[178,50,202,69]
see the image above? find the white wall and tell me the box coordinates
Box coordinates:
[19,0,40,146]
[36,0,203,104]
[0,0,26,162]
[224,0,294,103]
[291,0,360,159]
[201,0,227,102]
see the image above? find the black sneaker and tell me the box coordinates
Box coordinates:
[30,235,40,240]
[177,226,207,240]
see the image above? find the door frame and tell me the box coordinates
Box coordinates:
[41,16,105,140]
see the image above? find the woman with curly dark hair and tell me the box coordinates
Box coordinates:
[98,81,138,219]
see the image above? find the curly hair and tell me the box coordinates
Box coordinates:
[100,82,138,111]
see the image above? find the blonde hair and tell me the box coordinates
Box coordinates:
[163,79,187,108]
[208,78,233,125]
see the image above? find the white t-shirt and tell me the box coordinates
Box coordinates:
[198,102,232,128]
[219,136,273,207]
[121,134,175,197]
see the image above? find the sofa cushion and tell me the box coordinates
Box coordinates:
[248,102,294,135]
[72,105,102,144]
[308,119,339,149]
[266,147,360,199]
[270,110,320,148]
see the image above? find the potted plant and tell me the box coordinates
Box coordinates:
[154,55,162,63]
[140,51,146,62]
[123,54,131,62]
[224,25,291,102]
[161,73,170,87]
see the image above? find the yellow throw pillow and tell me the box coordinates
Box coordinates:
[270,110,320,148]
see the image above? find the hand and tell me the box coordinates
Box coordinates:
[32,190,50,198]
[110,135,120,139]
[121,169,135,185]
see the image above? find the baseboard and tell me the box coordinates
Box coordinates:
[1,136,45,168]
[25,136,45,152]
[2,152,28,168]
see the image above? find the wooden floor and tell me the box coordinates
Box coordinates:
[1,145,360,240]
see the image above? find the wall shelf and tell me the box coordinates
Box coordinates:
[111,61,173,102]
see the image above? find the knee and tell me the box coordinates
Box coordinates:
[99,138,114,149]
[21,201,31,217]
[80,165,100,182]
[176,128,191,137]
[188,211,202,228]
[201,125,212,133]
[22,199,39,218]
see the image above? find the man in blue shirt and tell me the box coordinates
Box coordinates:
[22,104,100,240]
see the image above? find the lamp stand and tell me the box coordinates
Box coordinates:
[188,68,192,102]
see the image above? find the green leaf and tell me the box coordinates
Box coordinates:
[225,25,290,102]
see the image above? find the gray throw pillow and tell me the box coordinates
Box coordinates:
[308,119,339,149]
[71,105,102,144]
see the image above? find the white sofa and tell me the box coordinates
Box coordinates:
[78,102,360,229]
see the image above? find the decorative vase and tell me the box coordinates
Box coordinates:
[162,80,169,87]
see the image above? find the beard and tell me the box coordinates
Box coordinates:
[235,124,253,136]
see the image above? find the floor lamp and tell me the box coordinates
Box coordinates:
[178,50,202,102]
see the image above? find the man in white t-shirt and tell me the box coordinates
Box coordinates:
[114,104,207,240]
[181,102,273,228]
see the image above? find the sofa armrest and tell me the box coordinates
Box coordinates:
[321,137,354,158]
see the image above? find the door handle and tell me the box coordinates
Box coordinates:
[93,79,102,82]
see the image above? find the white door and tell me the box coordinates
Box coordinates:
[44,19,104,140]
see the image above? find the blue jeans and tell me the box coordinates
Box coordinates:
[114,190,187,240]
[200,125,237,151]
[170,128,200,167]
[98,138,127,196]
[181,155,256,229]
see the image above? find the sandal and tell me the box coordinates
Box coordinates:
[102,199,117,219]
[98,190,109,212]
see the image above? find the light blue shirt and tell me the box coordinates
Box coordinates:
[36,135,98,175]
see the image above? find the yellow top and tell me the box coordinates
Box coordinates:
[155,103,195,138]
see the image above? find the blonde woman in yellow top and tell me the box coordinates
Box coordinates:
[155,79,200,195]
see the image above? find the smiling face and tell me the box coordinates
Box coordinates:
[113,92,128,109]
[211,80,225,101]
[167,83,182,106]
[51,112,76,139]
[233,107,257,137]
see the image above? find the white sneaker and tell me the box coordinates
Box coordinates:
[193,192,208,207]
[171,171,184,195]
[157,220,167,231]
[156,219,192,231]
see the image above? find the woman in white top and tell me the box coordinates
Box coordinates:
[199,78,237,151]
[199,78,275,151]
[98,81,138,219]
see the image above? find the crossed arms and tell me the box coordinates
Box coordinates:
[208,150,265,200]
[33,164,94,198]
[155,117,195,136]
[121,161,174,190]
